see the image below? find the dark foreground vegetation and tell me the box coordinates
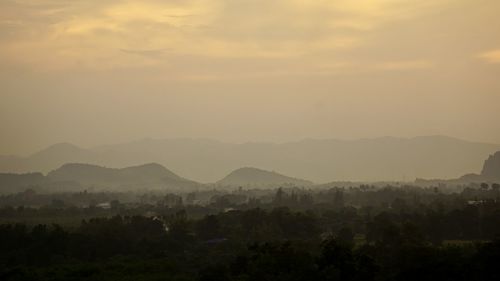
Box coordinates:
[1,184,500,280]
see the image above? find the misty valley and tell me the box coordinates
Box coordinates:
[1,146,500,281]
[2,0,500,279]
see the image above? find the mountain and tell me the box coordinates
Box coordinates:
[419,151,500,184]
[217,167,313,186]
[47,163,199,190]
[0,143,91,173]
[1,136,499,183]
[0,172,47,193]
[480,151,500,181]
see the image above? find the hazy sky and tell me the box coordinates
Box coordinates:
[1,0,500,155]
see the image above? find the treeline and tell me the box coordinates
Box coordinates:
[2,184,500,210]
[2,205,500,280]
[2,195,500,242]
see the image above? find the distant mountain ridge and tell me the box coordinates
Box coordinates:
[456,151,500,183]
[0,163,199,193]
[1,136,499,182]
[415,151,500,185]
[47,163,198,189]
[481,151,500,181]
[0,172,48,194]
[217,167,313,186]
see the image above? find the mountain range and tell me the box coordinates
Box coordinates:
[0,163,200,193]
[1,136,499,183]
[1,148,499,193]
[47,163,199,189]
[0,163,310,193]
[455,151,500,183]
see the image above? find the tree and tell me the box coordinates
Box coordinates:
[334,190,344,208]
[167,210,192,245]
[318,238,356,281]
[273,187,287,206]
[337,227,354,245]
[195,215,221,240]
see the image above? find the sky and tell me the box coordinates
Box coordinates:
[1,0,500,155]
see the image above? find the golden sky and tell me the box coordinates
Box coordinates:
[1,0,500,154]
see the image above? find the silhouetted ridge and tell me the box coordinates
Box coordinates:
[1,136,499,182]
[421,151,500,184]
[121,163,183,180]
[47,163,197,189]
[481,151,500,180]
[31,143,87,158]
[0,172,47,193]
[218,167,312,186]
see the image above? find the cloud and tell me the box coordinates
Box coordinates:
[375,60,435,71]
[478,49,500,64]
[2,0,500,153]
[0,0,493,76]
[120,48,168,58]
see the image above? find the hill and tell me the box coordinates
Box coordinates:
[0,172,47,193]
[417,151,500,185]
[217,167,313,186]
[456,151,500,183]
[480,151,500,181]
[47,163,199,190]
[1,136,499,182]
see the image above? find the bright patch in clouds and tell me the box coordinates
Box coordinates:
[1,0,500,154]
[478,49,500,64]
[0,0,451,73]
